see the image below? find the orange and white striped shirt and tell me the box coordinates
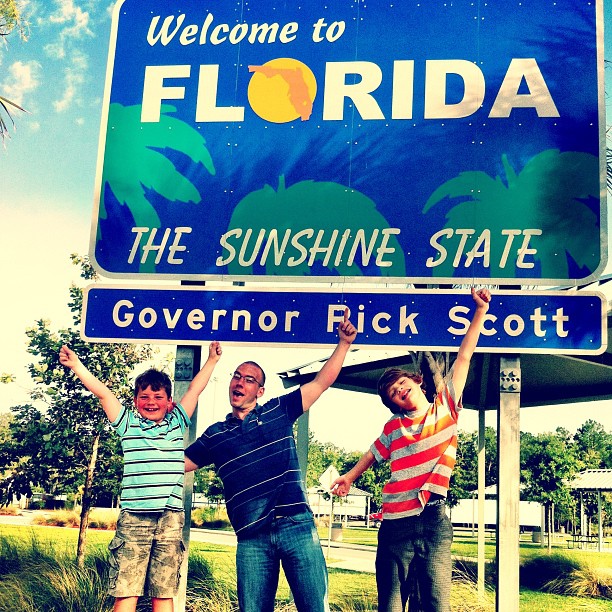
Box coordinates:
[370,381,460,520]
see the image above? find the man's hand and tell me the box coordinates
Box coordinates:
[338,308,357,345]
[208,340,222,362]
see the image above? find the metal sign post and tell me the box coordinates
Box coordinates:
[496,358,522,612]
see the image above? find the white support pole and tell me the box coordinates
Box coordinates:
[296,409,310,484]
[476,354,490,597]
[598,490,603,552]
[477,408,486,597]
[496,356,521,612]
[174,345,202,612]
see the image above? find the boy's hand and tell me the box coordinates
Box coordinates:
[330,475,353,497]
[338,308,357,345]
[59,345,81,370]
[472,287,491,311]
[208,341,222,362]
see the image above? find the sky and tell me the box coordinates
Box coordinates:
[1,0,611,453]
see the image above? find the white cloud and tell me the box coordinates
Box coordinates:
[40,0,93,58]
[43,41,66,60]
[39,1,94,112]
[0,60,41,106]
[48,0,93,37]
[53,48,88,112]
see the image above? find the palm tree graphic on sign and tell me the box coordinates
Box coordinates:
[422,149,600,279]
[225,176,406,277]
[99,103,216,271]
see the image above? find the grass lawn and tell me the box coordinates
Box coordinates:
[322,525,612,569]
[1,523,611,611]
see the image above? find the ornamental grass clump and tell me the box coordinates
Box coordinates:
[32,510,79,528]
[0,534,112,612]
[543,565,612,600]
[191,506,232,530]
[520,553,582,591]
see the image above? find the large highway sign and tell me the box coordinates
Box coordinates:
[91,0,606,285]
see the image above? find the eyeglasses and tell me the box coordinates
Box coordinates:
[231,372,263,387]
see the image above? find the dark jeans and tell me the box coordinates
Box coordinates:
[236,511,329,612]
[375,504,453,612]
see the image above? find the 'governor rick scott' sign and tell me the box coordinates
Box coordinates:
[91,0,606,285]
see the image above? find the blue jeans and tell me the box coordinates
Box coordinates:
[376,504,453,612]
[236,511,329,612]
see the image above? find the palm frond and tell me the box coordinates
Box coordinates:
[0,94,28,142]
[0,95,27,113]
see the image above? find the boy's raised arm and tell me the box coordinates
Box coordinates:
[59,345,122,423]
[179,341,222,418]
[451,287,491,399]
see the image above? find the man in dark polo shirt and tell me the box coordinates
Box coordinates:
[185,311,356,612]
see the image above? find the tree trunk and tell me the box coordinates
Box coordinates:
[76,433,100,568]
[547,504,553,553]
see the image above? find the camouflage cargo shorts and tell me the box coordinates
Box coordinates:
[108,509,185,598]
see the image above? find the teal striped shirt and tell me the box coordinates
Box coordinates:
[111,403,190,512]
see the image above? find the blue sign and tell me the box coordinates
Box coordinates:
[82,286,607,354]
[91,0,605,285]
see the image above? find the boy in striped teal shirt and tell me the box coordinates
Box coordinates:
[59,342,222,612]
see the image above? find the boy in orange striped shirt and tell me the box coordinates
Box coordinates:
[332,287,491,612]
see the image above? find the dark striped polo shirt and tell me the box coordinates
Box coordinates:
[112,403,190,512]
[185,388,309,539]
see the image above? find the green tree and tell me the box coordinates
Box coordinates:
[572,420,612,530]
[0,0,26,37]
[521,428,580,550]
[0,0,28,143]
[194,468,225,506]
[305,434,346,489]
[0,255,152,566]
[573,419,612,469]
[450,426,497,507]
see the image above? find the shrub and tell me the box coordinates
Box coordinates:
[520,553,582,591]
[88,509,119,530]
[32,510,80,528]
[29,508,119,530]
[191,506,232,530]
[0,534,112,612]
[0,537,22,575]
[316,516,331,528]
[452,558,496,587]
[544,566,612,600]
[0,506,20,517]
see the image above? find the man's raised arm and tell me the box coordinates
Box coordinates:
[300,308,357,411]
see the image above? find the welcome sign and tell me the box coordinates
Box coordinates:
[91,0,605,284]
